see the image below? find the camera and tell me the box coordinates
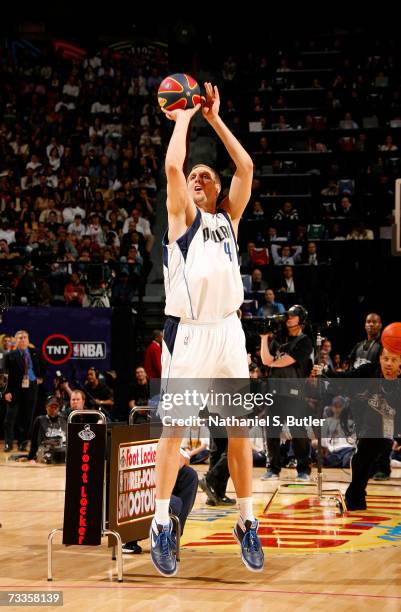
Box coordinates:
[252,314,287,335]
[55,370,68,386]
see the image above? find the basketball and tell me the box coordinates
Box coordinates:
[158,73,201,111]
[381,322,401,354]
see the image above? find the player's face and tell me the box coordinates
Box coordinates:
[187,166,219,206]
[380,348,401,379]
[365,314,382,338]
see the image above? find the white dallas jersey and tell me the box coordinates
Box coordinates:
[162,208,244,321]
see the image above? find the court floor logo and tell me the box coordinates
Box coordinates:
[182,494,401,554]
[42,334,106,365]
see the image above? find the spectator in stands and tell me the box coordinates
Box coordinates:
[298,241,320,265]
[321,180,339,197]
[321,338,334,370]
[63,272,87,307]
[278,265,296,294]
[329,222,346,240]
[266,226,287,242]
[256,289,285,317]
[379,135,398,151]
[143,330,163,379]
[339,112,359,129]
[348,313,382,370]
[336,196,354,219]
[84,367,114,415]
[67,214,86,239]
[251,268,268,291]
[112,271,135,306]
[274,201,299,227]
[271,243,302,265]
[128,366,150,409]
[250,200,265,220]
[346,223,374,240]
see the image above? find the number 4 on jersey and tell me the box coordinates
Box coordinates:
[224,241,232,262]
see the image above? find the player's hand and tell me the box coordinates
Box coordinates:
[161,104,201,122]
[4,392,12,402]
[201,82,220,122]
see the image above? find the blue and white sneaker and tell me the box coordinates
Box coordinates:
[149,518,177,577]
[296,472,310,482]
[233,517,264,572]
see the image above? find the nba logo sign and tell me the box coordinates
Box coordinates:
[73,344,80,358]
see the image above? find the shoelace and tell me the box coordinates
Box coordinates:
[157,529,175,557]
[243,528,260,553]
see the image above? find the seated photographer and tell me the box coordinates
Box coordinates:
[311,396,356,468]
[181,427,210,464]
[27,396,67,463]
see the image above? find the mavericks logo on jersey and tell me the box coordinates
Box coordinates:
[203,225,230,243]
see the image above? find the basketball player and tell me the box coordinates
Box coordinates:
[150,83,264,576]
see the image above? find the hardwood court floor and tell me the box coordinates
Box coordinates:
[1,453,401,611]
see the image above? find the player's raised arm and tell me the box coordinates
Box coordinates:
[162,106,200,240]
[201,82,253,232]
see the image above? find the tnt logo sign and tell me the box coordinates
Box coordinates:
[42,334,72,365]
[42,335,106,365]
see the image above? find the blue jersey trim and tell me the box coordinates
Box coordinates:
[218,208,240,265]
[162,208,201,263]
[163,316,180,356]
[175,208,201,262]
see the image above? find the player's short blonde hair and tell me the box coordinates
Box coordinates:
[187,164,221,189]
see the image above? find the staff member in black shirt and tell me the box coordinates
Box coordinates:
[260,305,313,481]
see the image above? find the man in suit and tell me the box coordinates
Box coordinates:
[3,330,45,452]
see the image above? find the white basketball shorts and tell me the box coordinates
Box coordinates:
[162,311,249,380]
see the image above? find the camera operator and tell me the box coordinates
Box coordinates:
[260,305,313,481]
[27,396,67,463]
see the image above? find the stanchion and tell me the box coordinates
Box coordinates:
[128,406,155,425]
[47,410,123,582]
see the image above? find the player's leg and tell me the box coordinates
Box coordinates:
[151,429,184,577]
[218,315,264,571]
[228,430,264,572]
